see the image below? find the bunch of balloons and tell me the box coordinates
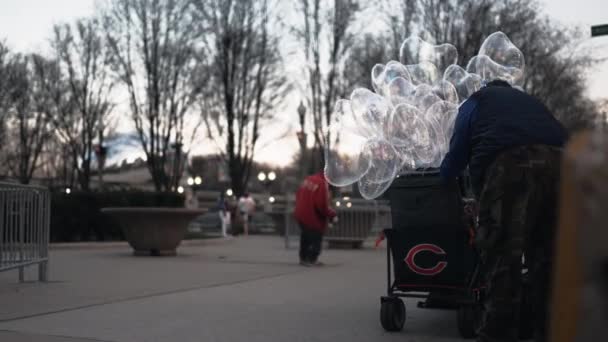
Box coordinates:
[324,32,525,199]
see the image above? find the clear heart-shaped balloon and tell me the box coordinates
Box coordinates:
[432,80,459,104]
[412,84,442,113]
[387,77,417,106]
[389,103,435,168]
[324,100,372,187]
[406,61,440,86]
[467,55,524,87]
[350,88,391,139]
[443,64,482,103]
[400,36,459,76]
[358,175,394,200]
[372,61,412,97]
[359,139,401,184]
[478,32,525,73]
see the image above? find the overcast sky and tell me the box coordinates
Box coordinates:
[0,0,607,166]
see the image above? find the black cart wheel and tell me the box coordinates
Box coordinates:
[380,297,406,332]
[457,305,478,339]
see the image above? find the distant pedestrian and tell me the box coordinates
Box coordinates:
[217,192,230,238]
[294,171,337,266]
[238,192,256,236]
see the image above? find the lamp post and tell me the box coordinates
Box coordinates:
[94,144,107,190]
[169,142,185,190]
[258,171,277,212]
[297,102,307,180]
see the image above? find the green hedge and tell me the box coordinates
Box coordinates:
[50,191,185,242]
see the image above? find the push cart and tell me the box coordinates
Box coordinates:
[379,170,479,337]
[379,170,535,339]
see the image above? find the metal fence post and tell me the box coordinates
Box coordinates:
[19,189,25,283]
[284,196,290,249]
[39,190,50,282]
[0,183,50,283]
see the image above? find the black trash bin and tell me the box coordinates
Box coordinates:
[379,170,479,337]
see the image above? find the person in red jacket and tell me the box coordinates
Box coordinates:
[294,172,337,266]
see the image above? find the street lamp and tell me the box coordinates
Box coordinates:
[258,172,267,182]
[226,189,234,197]
[194,176,202,185]
[268,171,276,181]
[177,186,185,194]
[298,101,307,125]
[187,177,194,186]
[258,170,276,190]
[258,170,277,212]
[297,102,308,180]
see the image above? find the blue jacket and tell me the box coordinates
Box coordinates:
[440,84,567,195]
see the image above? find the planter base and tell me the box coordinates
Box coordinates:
[133,249,177,257]
[101,207,206,257]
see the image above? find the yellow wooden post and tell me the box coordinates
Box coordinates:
[550,132,587,341]
[551,131,608,341]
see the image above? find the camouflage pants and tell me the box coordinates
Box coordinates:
[476,145,562,342]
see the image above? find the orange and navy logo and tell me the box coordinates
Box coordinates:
[404,244,448,276]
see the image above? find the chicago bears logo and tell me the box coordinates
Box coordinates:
[404,244,448,276]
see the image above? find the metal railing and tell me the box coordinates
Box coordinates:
[0,182,50,282]
[284,197,391,249]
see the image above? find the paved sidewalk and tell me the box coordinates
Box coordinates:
[0,236,462,342]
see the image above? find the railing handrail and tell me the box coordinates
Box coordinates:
[0,182,50,191]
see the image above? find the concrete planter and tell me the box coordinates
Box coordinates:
[101,208,205,256]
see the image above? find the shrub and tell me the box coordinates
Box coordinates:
[50,191,185,242]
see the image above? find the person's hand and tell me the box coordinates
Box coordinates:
[332,216,339,224]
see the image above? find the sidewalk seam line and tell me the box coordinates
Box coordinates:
[0,329,117,342]
[0,270,302,323]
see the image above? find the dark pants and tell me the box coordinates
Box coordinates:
[476,145,561,342]
[299,227,323,263]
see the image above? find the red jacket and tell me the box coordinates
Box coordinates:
[294,172,337,232]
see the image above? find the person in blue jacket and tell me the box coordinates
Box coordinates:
[440,80,567,342]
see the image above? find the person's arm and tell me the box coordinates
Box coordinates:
[440,98,478,183]
[314,182,336,219]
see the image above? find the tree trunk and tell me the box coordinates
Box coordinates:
[79,160,91,192]
[229,158,246,197]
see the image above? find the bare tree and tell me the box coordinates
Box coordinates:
[194,0,290,196]
[49,18,115,191]
[382,0,417,59]
[37,134,74,188]
[344,33,391,89]
[1,54,52,184]
[30,54,80,188]
[293,0,361,173]
[385,0,601,129]
[0,42,11,164]
[103,0,205,191]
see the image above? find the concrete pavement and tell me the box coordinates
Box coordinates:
[0,236,463,342]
